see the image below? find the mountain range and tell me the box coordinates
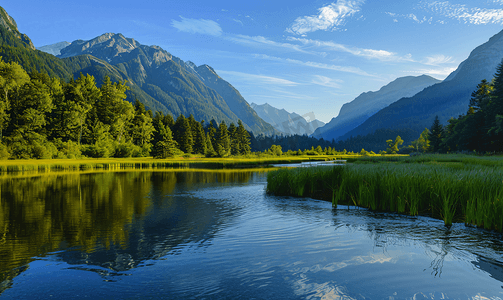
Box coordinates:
[0,6,276,136]
[250,103,325,136]
[332,29,503,142]
[314,75,440,141]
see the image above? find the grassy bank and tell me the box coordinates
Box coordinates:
[0,155,352,174]
[267,156,503,232]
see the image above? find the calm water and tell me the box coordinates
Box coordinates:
[1,170,503,299]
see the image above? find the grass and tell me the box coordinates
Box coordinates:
[267,155,503,232]
[0,156,345,174]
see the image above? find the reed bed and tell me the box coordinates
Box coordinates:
[0,156,341,174]
[267,163,503,232]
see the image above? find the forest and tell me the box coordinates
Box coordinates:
[0,58,358,160]
[425,60,503,153]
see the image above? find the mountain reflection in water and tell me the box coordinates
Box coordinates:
[0,170,502,299]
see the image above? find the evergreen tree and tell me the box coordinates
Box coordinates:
[153,123,178,158]
[131,99,155,156]
[428,116,444,153]
[228,122,239,155]
[173,114,193,154]
[237,120,251,155]
[215,120,230,157]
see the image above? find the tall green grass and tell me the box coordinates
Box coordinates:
[267,163,503,231]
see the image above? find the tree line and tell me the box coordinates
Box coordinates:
[0,59,253,159]
[416,60,503,154]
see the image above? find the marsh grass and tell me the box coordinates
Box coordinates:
[0,156,346,174]
[267,160,503,231]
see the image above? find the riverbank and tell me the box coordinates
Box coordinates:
[267,154,503,232]
[0,155,358,174]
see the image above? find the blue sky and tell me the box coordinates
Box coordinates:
[3,0,503,123]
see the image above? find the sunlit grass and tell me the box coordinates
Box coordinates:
[0,155,352,174]
[267,155,503,232]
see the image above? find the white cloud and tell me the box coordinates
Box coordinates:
[232,19,244,26]
[405,66,456,78]
[171,17,222,36]
[253,54,375,77]
[311,75,343,88]
[287,37,411,62]
[225,34,318,55]
[215,70,300,86]
[287,0,365,35]
[385,12,432,24]
[420,1,503,25]
[423,54,454,65]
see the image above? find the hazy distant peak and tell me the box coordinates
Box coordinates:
[37,41,71,56]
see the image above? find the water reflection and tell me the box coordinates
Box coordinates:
[0,170,259,292]
[1,170,503,299]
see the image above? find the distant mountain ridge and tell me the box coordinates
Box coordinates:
[250,103,325,136]
[314,75,440,141]
[37,41,70,56]
[337,28,503,142]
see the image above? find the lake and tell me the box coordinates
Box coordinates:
[0,170,502,299]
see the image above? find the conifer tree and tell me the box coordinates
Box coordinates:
[428,116,444,153]
[173,114,193,154]
[153,123,178,158]
[228,122,239,155]
[215,120,230,157]
[236,120,251,155]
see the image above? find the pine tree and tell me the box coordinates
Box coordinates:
[215,120,230,157]
[173,114,193,154]
[428,116,444,153]
[228,122,239,155]
[153,123,178,158]
[236,120,251,155]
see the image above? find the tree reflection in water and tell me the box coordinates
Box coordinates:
[0,170,259,292]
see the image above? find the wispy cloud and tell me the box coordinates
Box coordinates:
[287,37,412,62]
[405,66,456,78]
[225,34,317,55]
[253,54,375,77]
[287,0,365,35]
[385,12,433,24]
[423,54,454,65]
[216,70,300,86]
[311,75,343,88]
[420,1,503,25]
[171,16,222,36]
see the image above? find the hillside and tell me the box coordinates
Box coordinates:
[338,29,503,142]
[314,75,439,141]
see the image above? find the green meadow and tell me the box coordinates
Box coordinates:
[267,154,503,232]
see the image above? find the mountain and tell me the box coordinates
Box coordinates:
[338,29,503,142]
[37,41,70,56]
[0,6,34,50]
[54,33,276,135]
[0,6,276,135]
[250,103,325,136]
[314,75,440,141]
